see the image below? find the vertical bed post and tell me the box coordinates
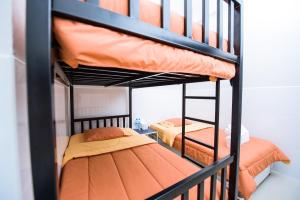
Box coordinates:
[229,1,243,199]
[213,80,220,161]
[26,0,57,199]
[161,0,170,30]
[202,0,209,44]
[70,84,75,135]
[210,79,220,199]
[129,86,133,128]
[129,0,140,19]
[181,83,186,157]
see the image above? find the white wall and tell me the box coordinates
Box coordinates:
[74,86,128,118]
[241,0,300,181]
[133,85,181,124]
[73,86,129,133]
[0,0,34,199]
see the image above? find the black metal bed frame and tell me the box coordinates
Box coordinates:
[26,0,243,199]
[72,114,131,133]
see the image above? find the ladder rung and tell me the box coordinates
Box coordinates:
[183,155,206,168]
[185,96,216,100]
[185,116,215,125]
[185,136,214,150]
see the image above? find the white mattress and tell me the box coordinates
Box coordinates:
[255,165,272,186]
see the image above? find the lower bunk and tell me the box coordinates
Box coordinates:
[60,127,231,200]
[150,119,290,199]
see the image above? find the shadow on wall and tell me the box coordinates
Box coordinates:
[74,86,129,119]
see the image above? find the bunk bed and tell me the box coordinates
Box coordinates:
[26,0,244,200]
[150,119,290,199]
[60,126,228,200]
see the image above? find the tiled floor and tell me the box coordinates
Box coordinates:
[251,172,300,200]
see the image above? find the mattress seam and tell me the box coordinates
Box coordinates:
[147,144,189,177]
[130,147,164,189]
[110,153,130,200]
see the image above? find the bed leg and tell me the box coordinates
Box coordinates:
[27,0,58,199]
[228,1,243,199]
[129,86,132,128]
[70,84,75,135]
[181,83,186,157]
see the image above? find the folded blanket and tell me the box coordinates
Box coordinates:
[150,122,213,146]
[63,129,155,166]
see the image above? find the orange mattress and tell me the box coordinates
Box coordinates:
[60,143,223,200]
[172,128,290,200]
[53,0,235,79]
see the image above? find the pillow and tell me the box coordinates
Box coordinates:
[165,118,193,127]
[84,127,126,142]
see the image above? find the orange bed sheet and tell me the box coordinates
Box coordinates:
[172,128,290,200]
[60,143,224,200]
[53,0,235,79]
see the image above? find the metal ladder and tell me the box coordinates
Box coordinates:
[181,80,221,200]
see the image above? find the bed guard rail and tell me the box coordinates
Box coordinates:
[72,114,130,134]
[147,155,233,200]
[52,0,241,64]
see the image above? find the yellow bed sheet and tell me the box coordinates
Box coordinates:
[63,128,155,166]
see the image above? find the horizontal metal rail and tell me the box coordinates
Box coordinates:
[86,0,98,5]
[147,155,234,200]
[131,76,210,88]
[183,155,206,168]
[105,73,167,87]
[73,114,130,134]
[185,96,216,100]
[74,114,130,122]
[185,116,215,125]
[185,136,214,150]
[60,63,213,88]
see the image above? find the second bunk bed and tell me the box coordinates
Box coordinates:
[150,118,290,199]
[27,0,244,199]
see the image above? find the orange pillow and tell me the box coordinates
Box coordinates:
[84,127,125,142]
[166,118,193,127]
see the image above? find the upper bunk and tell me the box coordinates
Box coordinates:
[52,0,242,88]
